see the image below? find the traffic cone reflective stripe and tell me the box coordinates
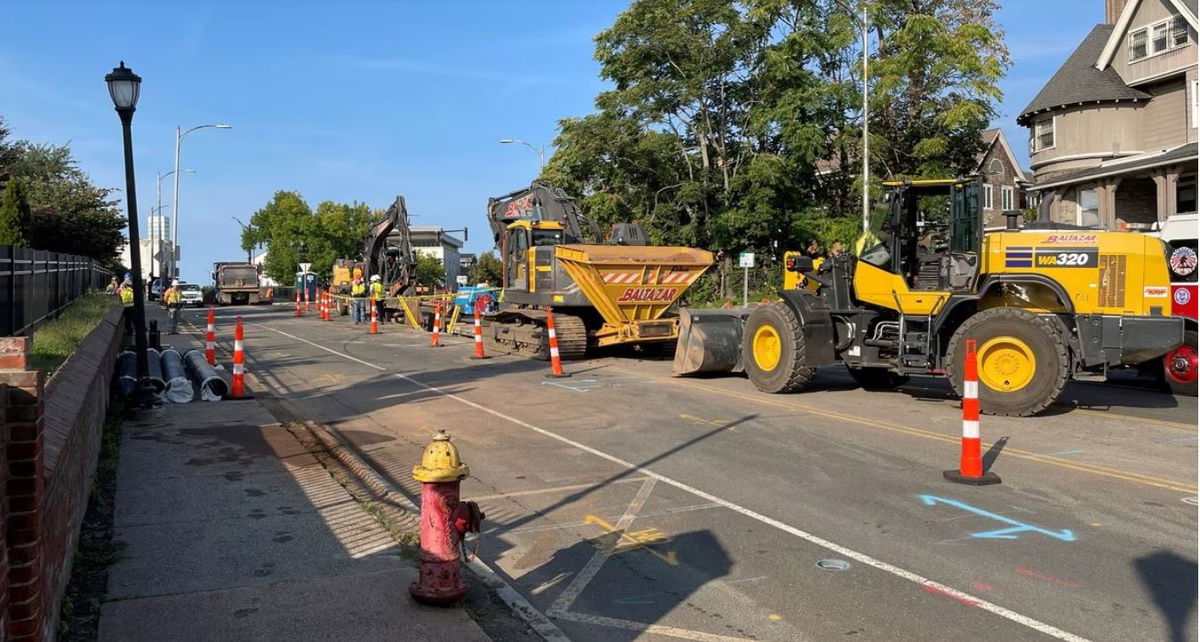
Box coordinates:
[205,307,217,365]
[430,302,442,347]
[471,304,488,359]
[944,339,999,485]
[545,308,568,378]
[370,294,379,334]
[231,316,248,399]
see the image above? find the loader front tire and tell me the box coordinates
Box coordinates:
[946,307,1069,417]
[743,302,813,394]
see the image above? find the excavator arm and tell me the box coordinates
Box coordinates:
[486,180,601,246]
[363,196,418,297]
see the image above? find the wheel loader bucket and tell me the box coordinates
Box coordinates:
[671,308,750,376]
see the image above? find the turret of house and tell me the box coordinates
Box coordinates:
[1019,0,1197,229]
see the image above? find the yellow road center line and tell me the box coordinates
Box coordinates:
[615,368,1198,494]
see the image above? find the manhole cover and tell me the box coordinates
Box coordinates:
[816,558,852,571]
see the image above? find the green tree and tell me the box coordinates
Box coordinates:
[242,191,372,284]
[414,253,445,289]
[1,141,125,267]
[0,178,31,245]
[468,251,503,286]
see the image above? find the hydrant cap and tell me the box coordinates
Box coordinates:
[412,430,470,482]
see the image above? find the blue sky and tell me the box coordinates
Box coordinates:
[0,1,1095,280]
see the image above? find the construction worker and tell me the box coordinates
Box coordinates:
[163,279,183,334]
[370,274,385,322]
[119,282,135,336]
[106,276,121,296]
[350,273,367,324]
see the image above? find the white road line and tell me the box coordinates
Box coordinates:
[548,477,656,616]
[255,323,1093,642]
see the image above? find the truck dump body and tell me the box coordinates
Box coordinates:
[213,262,260,305]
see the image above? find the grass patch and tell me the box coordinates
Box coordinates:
[28,292,119,375]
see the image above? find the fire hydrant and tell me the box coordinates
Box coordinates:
[409,430,484,605]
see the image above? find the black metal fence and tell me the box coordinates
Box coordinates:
[0,245,113,336]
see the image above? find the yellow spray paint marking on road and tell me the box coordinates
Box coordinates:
[616,368,1198,494]
[584,514,678,566]
[680,414,735,431]
[315,373,344,386]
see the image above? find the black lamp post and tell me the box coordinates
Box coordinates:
[106,61,155,405]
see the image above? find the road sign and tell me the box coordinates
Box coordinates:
[738,252,755,268]
[298,262,311,273]
[456,275,469,285]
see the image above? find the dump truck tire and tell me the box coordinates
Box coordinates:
[742,302,812,394]
[847,367,909,390]
[946,307,1069,417]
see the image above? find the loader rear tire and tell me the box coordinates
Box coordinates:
[743,302,812,394]
[848,367,909,390]
[946,307,1069,417]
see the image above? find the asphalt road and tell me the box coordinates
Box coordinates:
[180,304,1198,642]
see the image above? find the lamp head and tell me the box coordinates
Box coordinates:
[105,61,141,112]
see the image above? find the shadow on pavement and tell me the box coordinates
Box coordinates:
[1134,550,1198,642]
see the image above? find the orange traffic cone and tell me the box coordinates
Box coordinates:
[229,316,253,400]
[944,339,1000,485]
[205,307,217,365]
[471,303,488,359]
[545,308,569,378]
[370,294,379,334]
[430,301,442,348]
[294,288,303,317]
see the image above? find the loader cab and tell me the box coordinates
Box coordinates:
[854,178,982,314]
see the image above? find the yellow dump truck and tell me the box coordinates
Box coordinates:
[486,182,712,358]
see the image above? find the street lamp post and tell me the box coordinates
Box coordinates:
[156,168,192,280]
[170,123,230,279]
[231,216,254,263]
[105,61,155,405]
[499,138,545,171]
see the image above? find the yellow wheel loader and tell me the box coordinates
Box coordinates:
[674,178,1183,417]
[485,181,713,359]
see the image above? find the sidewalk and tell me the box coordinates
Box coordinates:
[97,307,489,641]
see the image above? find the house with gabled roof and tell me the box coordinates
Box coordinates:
[1018,0,1197,229]
[975,128,1031,228]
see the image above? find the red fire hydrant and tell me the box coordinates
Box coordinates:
[410,430,484,605]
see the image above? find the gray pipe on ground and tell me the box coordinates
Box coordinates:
[116,351,137,399]
[145,348,166,393]
[184,349,229,401]
[160,347,194,404]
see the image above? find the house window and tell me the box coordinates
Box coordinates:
[1179,175,1197,213]
[1001,185,1014,211]
[1031,118,1055,153]
[1130,15,1189,62]
[983,184,994,210]
[1077,188,1100,227]
[1172,15,1189,47]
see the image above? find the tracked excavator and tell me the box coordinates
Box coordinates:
[330,195,418,315]
[484,181,713,359]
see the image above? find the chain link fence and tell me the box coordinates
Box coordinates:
[0,245,113,336]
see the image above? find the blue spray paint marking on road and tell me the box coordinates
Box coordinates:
[919,495,1076,542]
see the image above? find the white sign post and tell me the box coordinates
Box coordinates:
[738,252,755,307]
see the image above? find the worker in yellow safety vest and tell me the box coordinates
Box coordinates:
[120,283,135,336]
[350,274,367,324]
[369,274,384,323]
[163,280,183,334]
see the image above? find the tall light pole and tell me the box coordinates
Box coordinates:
[105,61,153,404]
[499,138,545,171]
[171,123,231,279]
[231,216,254,263]
[860,3,870,234]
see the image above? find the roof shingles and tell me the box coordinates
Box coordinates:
[1017,24,1150,125]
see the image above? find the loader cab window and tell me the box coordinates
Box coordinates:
[867,181,981,292]
[506,227,530,286]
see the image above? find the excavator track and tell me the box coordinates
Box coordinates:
[484,309,589,361]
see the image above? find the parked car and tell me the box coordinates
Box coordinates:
[149,278,163,301]
[179,282,204,307]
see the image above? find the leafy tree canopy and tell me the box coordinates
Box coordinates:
[468,251,503,286]
[242,191,372,284]
[414,252,446,288]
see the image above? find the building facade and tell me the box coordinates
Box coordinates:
[976,129,1032,228]
[1018,0,1197,229]
[410,226,464,292]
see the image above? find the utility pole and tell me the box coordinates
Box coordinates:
[860,4,870,234]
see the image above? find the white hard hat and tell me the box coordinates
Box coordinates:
[370,274,381,281]
[172,279,180,286]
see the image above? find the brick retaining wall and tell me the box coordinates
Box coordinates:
[0,304,122,640]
